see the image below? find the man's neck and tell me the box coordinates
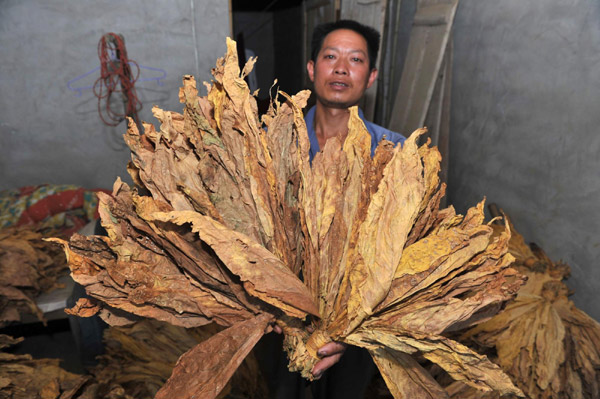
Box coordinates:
[313,101,351,150]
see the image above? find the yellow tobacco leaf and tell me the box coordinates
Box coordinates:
[405,138,444,246]
[377,225,490,312]
[346,328,524,397]
[370,348,450,399]
[465,295,566,390]
[343,130,428,334]
[320,107,373,318]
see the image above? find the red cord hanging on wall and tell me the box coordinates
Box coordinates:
[93,33,142,128]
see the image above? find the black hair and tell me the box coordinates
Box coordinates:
[311,19,381,69]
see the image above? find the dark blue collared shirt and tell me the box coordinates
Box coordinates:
[304,106,406,161]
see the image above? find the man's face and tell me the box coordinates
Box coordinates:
[307,29,378,109]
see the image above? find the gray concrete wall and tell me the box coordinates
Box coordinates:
[449,0,600,320]
[0,0,230,191]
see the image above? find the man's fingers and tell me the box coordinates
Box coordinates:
[310,341,348,379]
[273,324,282,334]
[317,341,347,357]
[311,352,344,379]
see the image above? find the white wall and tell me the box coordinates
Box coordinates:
[449,0,600,320]
[0,0,230,191]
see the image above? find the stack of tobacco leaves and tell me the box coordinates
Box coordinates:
[0,334,132,399]
[92,320,267,399]
[52,38,526,399]
[454,214,600,399]
[0,227,68,327]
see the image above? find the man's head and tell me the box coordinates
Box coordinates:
[310,20,381,70]
[307,20,380,109]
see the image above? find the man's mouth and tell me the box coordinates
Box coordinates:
[330,81,349,88]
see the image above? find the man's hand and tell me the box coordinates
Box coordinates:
[311,341,347,379]
[271,322,347,379]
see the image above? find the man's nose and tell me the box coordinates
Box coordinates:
[333,60,348,75]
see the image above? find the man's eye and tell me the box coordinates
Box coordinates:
[352,57,363,63]
[325,55,335,59]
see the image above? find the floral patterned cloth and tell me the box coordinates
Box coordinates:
[0,184,110,237]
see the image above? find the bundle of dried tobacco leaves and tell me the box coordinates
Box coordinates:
[92,320,267,399]
[0,227,68,327]
[458,214,600,399]
[52,39,525,399]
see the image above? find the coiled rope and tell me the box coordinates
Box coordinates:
[93,33,142,127]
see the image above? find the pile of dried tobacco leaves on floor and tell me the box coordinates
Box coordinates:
[446,212,600,399]
[0,227,68,327]
[52,38,526,399]
[0,334,133,399]
[0,320,264,399]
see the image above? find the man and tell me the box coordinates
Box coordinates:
[259,19,405,399]
[304,19,406,397]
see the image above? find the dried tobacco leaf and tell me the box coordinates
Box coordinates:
[444,380,520,399]
[54,38,525,399]
[459,215,600,399]
[155,313,272,399]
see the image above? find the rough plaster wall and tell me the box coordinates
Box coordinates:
[0,0,229,191]
[449,0,600,320]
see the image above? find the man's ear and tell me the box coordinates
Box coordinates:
[366,68,378,89]
[307,60,315,82]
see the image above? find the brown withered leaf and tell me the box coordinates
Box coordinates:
[155,313,273,399]
[66,297,101,317]
[460,213,600,399]
[444,381,520,399]
[53,38,526,399]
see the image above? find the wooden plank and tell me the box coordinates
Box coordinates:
[377,0,403,126]
[228,0,233,38]
[340,0,388,121]
[423,37,452,207]
[423,46,447,148]
[303,0,338,88]
[388,0,458,135]
[307,0,336,11]
[438,37,452,201]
